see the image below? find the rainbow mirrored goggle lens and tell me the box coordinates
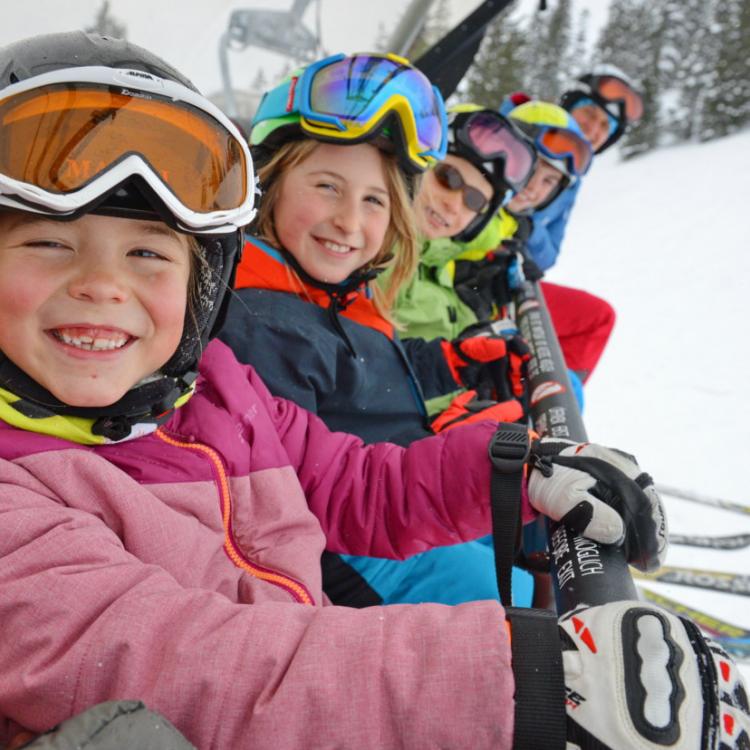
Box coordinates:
[0,71,255,233]
[537,127,592,176]
[257,53,447,172]
[589,75,644,122]
[460,111,535,191]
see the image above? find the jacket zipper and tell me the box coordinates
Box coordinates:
[155,428,314,606]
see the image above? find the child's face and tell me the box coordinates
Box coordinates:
[0,213,191,408]
[415,154,493,240]
[571,103,611,151]
[507,161,564,214]
[273,142,391,284]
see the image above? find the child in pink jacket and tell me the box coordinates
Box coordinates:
[0,31,744,750]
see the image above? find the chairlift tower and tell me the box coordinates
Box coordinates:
[218,0,322,119]
[216,0,438,123]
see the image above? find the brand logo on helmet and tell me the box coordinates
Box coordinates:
[286,77,298,112]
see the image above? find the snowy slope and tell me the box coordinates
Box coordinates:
[547,129,750,676]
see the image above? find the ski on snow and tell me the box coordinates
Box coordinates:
[670,532,750,550]
[633,565,750,597]
[639,588,750,662]
[657,483,750,516]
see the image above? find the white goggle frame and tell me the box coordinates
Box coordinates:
[0,66,256,235]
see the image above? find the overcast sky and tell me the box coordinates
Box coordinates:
[1,0,609,99]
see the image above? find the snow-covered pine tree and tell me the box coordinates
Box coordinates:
[700,0,750,141]
[666,0,717,143]
[373,21,391,53]
[463,3,528,107]
[406,0,452,62]
[651,0,689,144]
[566,8,591,79]
[250,68,268,95]
[524,0,574,101]
[594,0,660,158]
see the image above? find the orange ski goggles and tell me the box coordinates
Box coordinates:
[585,73,644,122]
[0,66,255,233]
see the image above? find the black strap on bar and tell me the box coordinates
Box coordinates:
[488,424,530,606]
[505,607,566,750]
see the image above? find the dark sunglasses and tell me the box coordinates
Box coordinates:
[432,162,489,213]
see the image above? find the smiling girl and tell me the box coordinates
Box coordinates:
[393,104,538,348]
[219,55,462,452]
[219,62,537,606]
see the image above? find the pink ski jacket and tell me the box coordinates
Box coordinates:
[0,341,516,749]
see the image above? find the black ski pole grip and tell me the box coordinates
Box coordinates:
[514,280,637,615]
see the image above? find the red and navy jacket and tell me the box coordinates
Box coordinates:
[219,236,457,446]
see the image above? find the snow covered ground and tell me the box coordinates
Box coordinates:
[548,129,750,675]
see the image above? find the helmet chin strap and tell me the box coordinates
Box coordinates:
[0,351,197,441]
[274,244,382,360]
[276,243,382,298]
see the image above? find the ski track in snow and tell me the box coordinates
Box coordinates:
[548,130,750,677]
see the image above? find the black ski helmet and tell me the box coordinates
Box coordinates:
[560,65,643,154]
[444,104,535,242]
[0,31,250,439]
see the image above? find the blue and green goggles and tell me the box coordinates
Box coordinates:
[252,52,448,174]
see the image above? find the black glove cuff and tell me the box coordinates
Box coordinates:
[506,607,566,750]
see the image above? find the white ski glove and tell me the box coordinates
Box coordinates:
[527,438,668,571]
[560,601,750,749]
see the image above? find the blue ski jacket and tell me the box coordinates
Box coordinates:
[526,179,581,271]
[498,93,583,271]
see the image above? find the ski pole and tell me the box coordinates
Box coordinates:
[513,279,638,614]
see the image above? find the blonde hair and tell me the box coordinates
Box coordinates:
[252,139,420,321]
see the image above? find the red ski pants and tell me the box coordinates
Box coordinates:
[540,281,616,383]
